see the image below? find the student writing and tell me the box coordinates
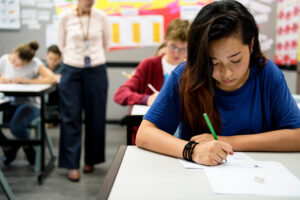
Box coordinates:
[136,0,300,166]
[0,41,56,166]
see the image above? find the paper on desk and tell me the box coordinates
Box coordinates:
[131,105,149,116]
[178,152,260,169]
[205,161,300,197]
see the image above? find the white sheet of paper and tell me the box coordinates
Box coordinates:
[205,161,300,197]
[131,105,149,116]
[179,152,260,169]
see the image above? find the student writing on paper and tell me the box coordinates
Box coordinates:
[114,19,190,144]
[114,19,190,106]
[136,0,300,166]
[0,41,56,166]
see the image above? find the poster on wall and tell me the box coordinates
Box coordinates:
[0,0,20,30]
[275,0,300,67]
[53,0,212,49]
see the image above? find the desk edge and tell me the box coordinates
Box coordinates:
[97,146,127,200]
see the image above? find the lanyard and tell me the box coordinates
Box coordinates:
[78,9,91,44]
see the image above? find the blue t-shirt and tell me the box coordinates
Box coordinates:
[144,60,300,140]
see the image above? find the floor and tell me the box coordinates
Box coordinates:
[0,123,127,200]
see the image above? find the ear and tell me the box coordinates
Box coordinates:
[250,37,254,54]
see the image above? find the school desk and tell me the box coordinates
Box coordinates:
[98,146,300,200]
[0,83,56,184]
[124,105,149,145]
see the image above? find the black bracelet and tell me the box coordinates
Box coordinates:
[182,141,198,162]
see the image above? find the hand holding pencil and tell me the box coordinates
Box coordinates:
[189,113,233,165]
[147,84,159,106]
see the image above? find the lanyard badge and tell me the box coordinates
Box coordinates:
[84,56,91,67]
[78,10,91,67]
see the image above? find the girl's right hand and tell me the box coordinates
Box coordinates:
[192,140,233,166]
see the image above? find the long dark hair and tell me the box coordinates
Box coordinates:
[180,0,266,135]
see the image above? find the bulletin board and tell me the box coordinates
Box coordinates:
[0,0,20,30]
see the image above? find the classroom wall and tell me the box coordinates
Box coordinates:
[0,0,298,121]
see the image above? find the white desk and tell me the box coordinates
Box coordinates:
[0,83,56,184]
[98,146,300,200]
[0,84,53,93]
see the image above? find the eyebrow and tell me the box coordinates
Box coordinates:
[211,51,242,60]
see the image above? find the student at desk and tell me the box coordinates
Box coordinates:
[45,44,63,83]
[0,41,56,166]
[114,19,190,144]
[114,18,190,106]
[44,45,63,126]
[136,0,300,166]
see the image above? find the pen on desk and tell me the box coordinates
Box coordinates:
[147,83,158,93]
[203,113,227,162]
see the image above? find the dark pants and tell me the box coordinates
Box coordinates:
[58,64,108,169]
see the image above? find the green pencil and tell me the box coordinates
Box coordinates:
[203,113,218,140]
[203,113,227,162]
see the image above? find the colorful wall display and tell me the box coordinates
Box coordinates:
[53,0,212,49]
[275,0,300,66]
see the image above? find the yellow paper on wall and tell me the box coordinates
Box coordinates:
[153,22,160,43]
[132,23,140,43]
[112,23,120,44]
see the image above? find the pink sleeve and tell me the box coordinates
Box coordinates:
[101,13,110,51]
[57,12,67,54]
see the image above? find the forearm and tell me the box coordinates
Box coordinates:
[21,77,56,84]
[221,128,300,151]
[136,119,187,159]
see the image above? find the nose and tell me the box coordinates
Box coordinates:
[220,66,232,79]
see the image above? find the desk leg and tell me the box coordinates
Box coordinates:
[0,170,15,200]
[37,94,56,185]
[126,123,132,145]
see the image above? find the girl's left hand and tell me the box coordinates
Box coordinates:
[190,133,215,144]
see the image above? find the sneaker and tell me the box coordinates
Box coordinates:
[23,146,35,165]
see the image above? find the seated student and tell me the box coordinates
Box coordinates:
[45,44,63,83]
[44,45,63,125]
[114,18,190,106]
[136,0,300,166]
[0,41,56,166]
[114,19,190,144]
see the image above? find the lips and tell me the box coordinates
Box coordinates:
[222,79,235,84]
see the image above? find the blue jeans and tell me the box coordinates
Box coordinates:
[2,104,40,140]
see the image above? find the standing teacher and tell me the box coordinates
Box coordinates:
[57,0,110,182]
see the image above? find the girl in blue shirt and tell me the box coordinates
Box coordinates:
[136,0,300,166]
